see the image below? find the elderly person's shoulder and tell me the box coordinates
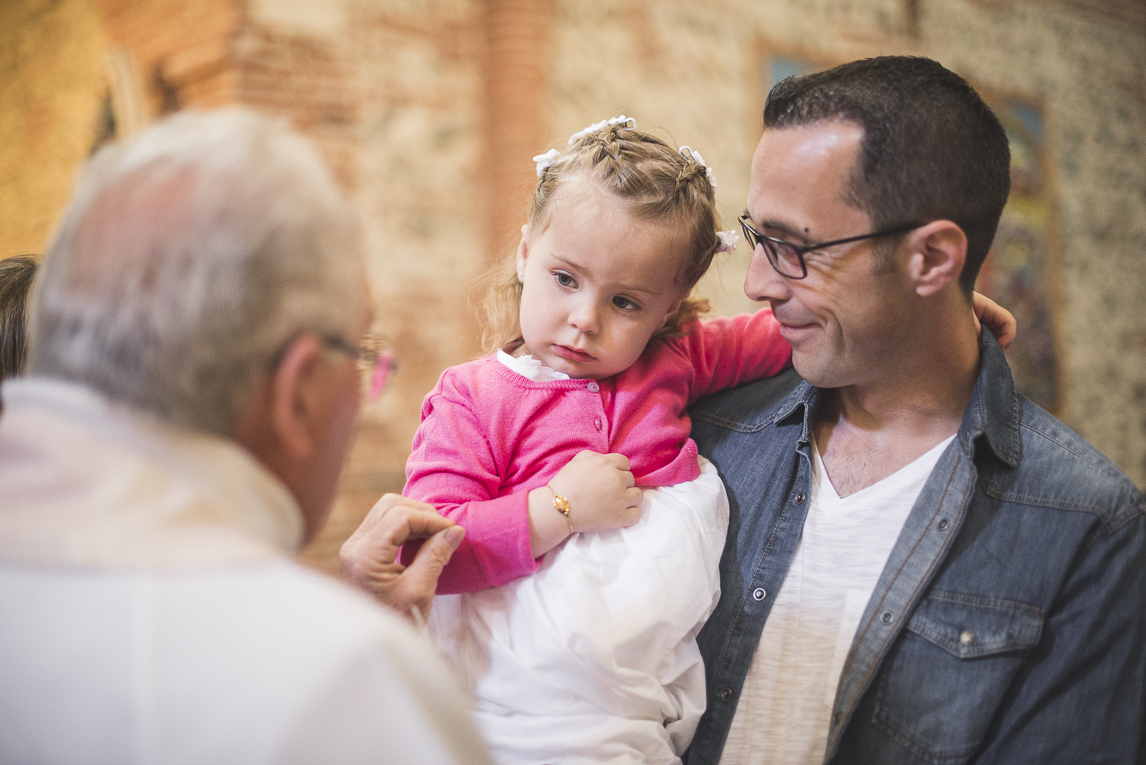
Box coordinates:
[0,548,482,763]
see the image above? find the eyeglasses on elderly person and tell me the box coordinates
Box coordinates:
[321,333,396,401]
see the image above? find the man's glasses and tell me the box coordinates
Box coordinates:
[322,334,397,402]
[738,214,926,279]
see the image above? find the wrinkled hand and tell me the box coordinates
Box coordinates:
[339,493,464,625]
[972,291,1017,350]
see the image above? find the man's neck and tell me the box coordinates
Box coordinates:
[813,313,980,498]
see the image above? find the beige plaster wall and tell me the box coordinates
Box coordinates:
[0,0,107,258]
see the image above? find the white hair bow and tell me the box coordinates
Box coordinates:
[679,145,718,190]
[567,115,636,145]
[715,230,740,253]
[532,148,560,178]
[533,116,638,177]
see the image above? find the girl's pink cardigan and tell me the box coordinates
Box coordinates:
[401,311,791,593]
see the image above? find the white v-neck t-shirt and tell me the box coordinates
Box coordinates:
[719,435,956,765]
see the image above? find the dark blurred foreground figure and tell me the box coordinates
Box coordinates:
[0,255,37,395]
[0,109,490,765]
[686,56,1146,764]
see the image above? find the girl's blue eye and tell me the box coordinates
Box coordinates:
[554,272,576,288]
[613,296,639,311]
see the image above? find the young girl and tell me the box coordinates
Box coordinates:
[402,117,1011,764]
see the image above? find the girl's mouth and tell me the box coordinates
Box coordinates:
[553,345,596,362]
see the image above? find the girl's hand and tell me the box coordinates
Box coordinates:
[527,450,644,557]
[972,291,1017,350]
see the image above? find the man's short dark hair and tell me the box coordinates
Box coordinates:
[764,56,1011,293]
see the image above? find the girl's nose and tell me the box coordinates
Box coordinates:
[569,301,600,335]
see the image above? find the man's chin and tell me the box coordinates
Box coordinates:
[790,353,838,388]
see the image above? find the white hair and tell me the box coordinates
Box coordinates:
[28,108,363,435]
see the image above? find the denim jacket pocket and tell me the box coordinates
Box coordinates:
[871,591,1044,765]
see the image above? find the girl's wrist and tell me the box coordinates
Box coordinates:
[527,486,572,557]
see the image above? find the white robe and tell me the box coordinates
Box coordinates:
[0,378,492,765]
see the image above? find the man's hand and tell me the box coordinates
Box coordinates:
[339,493,464,626]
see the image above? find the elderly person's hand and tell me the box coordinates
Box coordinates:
[340,493,464,626]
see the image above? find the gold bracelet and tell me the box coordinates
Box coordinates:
[549,486,574,535]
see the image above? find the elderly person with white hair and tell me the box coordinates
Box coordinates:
[0,109,491,764]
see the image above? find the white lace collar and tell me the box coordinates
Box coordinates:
[496,350,571,382]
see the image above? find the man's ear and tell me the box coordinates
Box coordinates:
[516,224,530,283]
[907,220,967,297]
[267,334,326,460]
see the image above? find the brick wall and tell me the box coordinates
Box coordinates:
[96,0,239,113]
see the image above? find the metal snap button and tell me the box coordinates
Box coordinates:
[594,417,602,431]
[959,630,975,645]
[752,588,766,601]
[794,491,806,504]
[720,688,733,700]
[937,518,949,531]
[587,381,600,393]
[880,612,893,624]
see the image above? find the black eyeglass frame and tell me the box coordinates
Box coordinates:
[738,214,927,279]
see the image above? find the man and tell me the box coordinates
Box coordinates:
[0,109,491,764]
[686,57,1146,764]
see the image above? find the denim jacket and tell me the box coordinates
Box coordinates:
[685,330,1146,764]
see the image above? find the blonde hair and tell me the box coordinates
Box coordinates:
[479,120,722,356]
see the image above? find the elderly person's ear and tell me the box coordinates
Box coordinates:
[237,333,345,460]
[266,334,329,459]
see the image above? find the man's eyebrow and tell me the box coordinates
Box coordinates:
[742,208,812,242]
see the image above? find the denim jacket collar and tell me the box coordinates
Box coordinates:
[768,328,1020,468]
[957,329,1022,469]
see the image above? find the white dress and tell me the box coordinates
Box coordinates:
[429,354,729,764]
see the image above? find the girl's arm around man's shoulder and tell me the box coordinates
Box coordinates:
[672,308,792,403]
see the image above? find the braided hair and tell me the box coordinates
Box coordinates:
[479,120,722,356]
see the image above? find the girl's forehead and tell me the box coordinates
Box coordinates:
[540,179,683,241]
[538,192,689,292]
